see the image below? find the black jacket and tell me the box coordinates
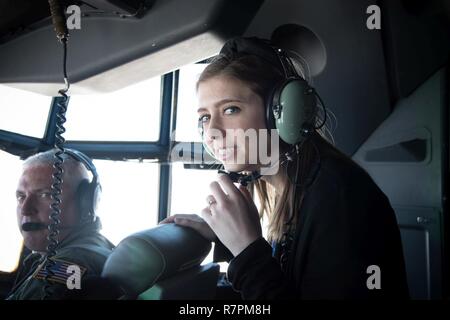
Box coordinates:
[216,135,409,299]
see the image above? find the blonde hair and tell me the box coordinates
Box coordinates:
[254,130,328,242]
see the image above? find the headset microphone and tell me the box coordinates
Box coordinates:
[218,169,262,186]
[21,222,81,232]
[21,222,47,232]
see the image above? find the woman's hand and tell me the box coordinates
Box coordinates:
[201,174,262,257]
[159,214,216,242]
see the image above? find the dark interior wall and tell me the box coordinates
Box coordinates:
[244,0,392,155]
[381,0,450,99]
[350,0,450,299]
[0,0,49,41]
[243,0,450,156]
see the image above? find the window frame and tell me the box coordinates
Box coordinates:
[0,68,218,268]
[0,73,173,226]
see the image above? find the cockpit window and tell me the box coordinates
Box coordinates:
[0,150,23,272]
[64,76,161,141]
[0,85,51,138]
[170,63,218,268]
[175,63,207,142]
[171,163,217,215]
[93,159,159,244]
[171,62,216,215]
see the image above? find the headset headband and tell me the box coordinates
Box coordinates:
[219,37,298,79]
[64,148,99,185]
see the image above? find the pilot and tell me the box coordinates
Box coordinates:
[6,149,115,300]
[165,37,410,299]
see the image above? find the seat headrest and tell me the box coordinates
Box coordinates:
[101,223,211,297]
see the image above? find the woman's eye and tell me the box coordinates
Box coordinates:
[224,106,240,115]
[198,114,210,123]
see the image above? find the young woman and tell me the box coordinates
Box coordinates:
[163,37,409,299]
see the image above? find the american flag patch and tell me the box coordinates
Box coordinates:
[33,259,87,285]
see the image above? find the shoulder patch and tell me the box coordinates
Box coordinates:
[33,258,87,285]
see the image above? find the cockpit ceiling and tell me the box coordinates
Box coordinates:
[0,0,264,94]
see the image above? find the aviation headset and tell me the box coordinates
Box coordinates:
[64,149,101,223]
[198,37,318,150]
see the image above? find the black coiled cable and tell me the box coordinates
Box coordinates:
[42,37,70,299]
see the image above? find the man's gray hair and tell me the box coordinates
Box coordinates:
[23,149,91,187]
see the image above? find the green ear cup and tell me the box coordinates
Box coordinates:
[274,79,317,145]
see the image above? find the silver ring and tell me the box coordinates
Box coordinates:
[207,196,216,209]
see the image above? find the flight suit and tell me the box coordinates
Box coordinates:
[6,220,114,300]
